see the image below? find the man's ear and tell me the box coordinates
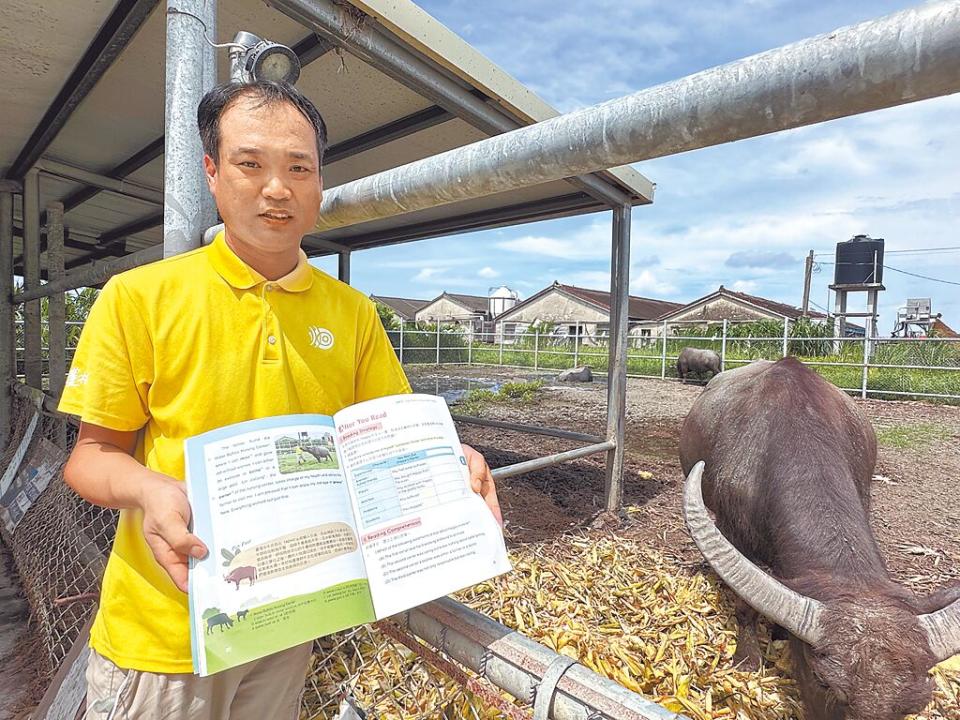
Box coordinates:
[203,154,217,193]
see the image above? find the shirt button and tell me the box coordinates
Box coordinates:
[267,335,277,345]
[265,283,276,291]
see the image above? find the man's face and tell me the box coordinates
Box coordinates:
[204,96,322,256]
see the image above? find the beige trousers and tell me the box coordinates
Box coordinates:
[83,642,313,720]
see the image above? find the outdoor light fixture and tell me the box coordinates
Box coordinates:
[228,31,301,85]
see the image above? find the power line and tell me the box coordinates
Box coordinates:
[883,264,960,287]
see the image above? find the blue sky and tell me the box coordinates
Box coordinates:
[313,0,960,333]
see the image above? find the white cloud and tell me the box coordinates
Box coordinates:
[631,270,678,297]
[731,280,759,293]
[478,266,499,278]
[413,267,442,282]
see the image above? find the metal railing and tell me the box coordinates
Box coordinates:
[390,321,960,402]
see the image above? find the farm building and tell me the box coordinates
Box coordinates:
[370,295,429,323]
[630,285,831,341]
[493,281,681,344]
[414,292,492,335]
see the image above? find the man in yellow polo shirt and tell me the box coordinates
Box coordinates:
[60,80,502,719]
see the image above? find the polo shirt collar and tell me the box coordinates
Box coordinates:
[207,230,313,292]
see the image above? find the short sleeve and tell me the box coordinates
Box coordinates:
[57,277,154,431]
[354,300,411,403]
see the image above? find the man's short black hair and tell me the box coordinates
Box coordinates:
[197,80,328,166]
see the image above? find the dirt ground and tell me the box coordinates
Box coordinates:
[408,364,960,604]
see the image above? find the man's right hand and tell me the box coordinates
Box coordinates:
[64,422,208,594]
[138,474,208,593]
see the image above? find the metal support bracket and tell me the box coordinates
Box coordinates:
[533,655,577,720]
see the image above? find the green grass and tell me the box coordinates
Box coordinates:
[456,380,544,415]
[875,423,953,449]
[201,579,374,675]
[277,451,339,474]
[440,340,960,404]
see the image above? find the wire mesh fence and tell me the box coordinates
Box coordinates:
[0,392,582,720]
[389,320,960,402]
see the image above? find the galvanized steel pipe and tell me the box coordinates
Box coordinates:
[302,0,960,230]
[265,0,640,208]
[404,598,685,720]
[12,246,163,304]
[491,441,615,480]
[164,0,218,256]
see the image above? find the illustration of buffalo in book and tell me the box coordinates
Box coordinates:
[274,431,339,474]
[220,522,358,589]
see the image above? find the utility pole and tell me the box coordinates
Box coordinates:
[801,250,814,317]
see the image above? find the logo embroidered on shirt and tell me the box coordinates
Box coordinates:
[65,367,89,387]
[308,327,334,350]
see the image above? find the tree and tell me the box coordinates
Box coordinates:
[373,300,400,330]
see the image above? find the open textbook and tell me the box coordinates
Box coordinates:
[186,393,511,676]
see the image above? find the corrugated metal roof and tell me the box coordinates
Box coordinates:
[370,294,429,319]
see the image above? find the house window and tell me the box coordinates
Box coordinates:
[503,323,517,335]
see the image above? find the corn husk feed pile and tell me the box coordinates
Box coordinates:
[302,531,960,719]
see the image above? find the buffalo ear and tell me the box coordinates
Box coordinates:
[913,584,960,614]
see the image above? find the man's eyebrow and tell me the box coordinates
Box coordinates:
[288,151,313,161]
[231,146,262,155]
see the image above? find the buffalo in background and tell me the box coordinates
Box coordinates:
[676,347,721,384]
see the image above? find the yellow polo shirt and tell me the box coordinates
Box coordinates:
[58,232,410,673]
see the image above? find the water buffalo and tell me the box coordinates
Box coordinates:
[679,357,960,720]
[302,443,332,463]
[676,347,721,383]
[206,612,233,634]
[223,565,257,590]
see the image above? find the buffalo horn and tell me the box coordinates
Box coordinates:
[919,600,960,663]
[682,461,824,645]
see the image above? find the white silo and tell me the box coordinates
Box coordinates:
[488,285,519,317]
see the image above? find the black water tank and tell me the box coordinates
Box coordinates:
[834,234,884,285]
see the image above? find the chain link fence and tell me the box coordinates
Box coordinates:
[2,390,659,720]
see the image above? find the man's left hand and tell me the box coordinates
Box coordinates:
[462,443,503,527]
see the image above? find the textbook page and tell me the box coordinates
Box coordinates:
[335,394,511,619]
[186,414,374,676]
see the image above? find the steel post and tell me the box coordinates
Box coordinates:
[398,322,404,364]
[46,203,67,445]
[861,332,870,400]
[782,317,790,358]
[660,322,668,379]
[533,329,539,371]
[833,291,848,354]
[200,4,219,236]
[164,0,218,257]
[720,319,728,371]
[604,205,631,512]
[279,0,960,232]
[0,192,13,445]
[46,204,66,396]
[338,251,351,284]
[23,169,42,389]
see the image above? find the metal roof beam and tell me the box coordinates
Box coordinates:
[65,212,163,269]
[265,0,637,208]
[305,193,600,255]
[292,32,337,64]
[325,105,453,164]
[5,0,160,180]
